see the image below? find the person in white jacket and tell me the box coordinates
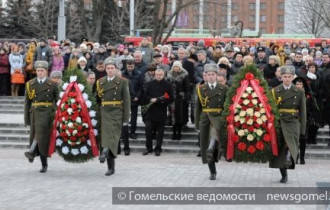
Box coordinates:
[9,45,24,96]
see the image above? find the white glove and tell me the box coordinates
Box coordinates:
[307,71,317,80]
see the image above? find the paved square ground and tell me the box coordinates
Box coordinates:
[0,148,329,210]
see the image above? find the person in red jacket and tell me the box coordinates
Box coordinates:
[0,48,10,96]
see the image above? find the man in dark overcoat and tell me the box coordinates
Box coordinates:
[270,65,307,183]
[96,58,131,176]
[143,69,174,156]
[24,60,59,173]
[195,63,228,180]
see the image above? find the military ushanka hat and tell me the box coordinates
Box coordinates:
[103,58,117,68]
[280,65,295,75]
[204,63,219,74]
[35,60,49,69]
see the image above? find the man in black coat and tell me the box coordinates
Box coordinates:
[122,59,143,140]
[143,69,174,156]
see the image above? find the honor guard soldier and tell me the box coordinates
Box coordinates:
[269,66,307,183]
[96,58,130,176]
[24,60,59,173]
[195,63,228,180]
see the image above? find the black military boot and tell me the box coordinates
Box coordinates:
[177,124,182,140]
[208,162,217,180]
[105,158,115,176]
[279,168,288,183]
[25,140,37,163]
[99,148,109,163]
[172,124,177,140]
[39,155,48,173]
[206,139,216,163]
[299,138,306,165]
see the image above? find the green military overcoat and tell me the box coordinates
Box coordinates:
[96,76,130,158]
[24,78,59,156]
[195,82,228,164]
[269,84,306,169]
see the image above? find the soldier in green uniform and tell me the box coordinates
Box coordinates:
[195,63,228,180]
[24,60,59,173]
[270,66,306,183]
[96,58,130,176]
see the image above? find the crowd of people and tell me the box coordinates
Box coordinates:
[1,37,329,155]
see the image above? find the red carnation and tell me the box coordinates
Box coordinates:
[247,95,253,100]
[242,124,248,129]
[227,115,234,123]
[72,103,78,110]
[61,124,66,130]
[83,130,89,135]
[242,106,248,111]
[248,126,254,132]
[70,136,77,141]
[256,141,264,150]
[247,145,256,154]
[235,121,240,127]
[68,128,74,133]
[63,111,68,116]
[252,116,257,121]
[60,132,66,137]
[239,99,243,104]
[253,123,260,129]
[261,123,267,128]
[263,134,271,142]
[245,116,249,121]
[233,135,239,143]
[255,107,260,111]
[65,104,69,109]
[248,102,254,108]
[164,92,170,99]
[237,142,246,151]
[245,73,254,80]
[77,125,83,131]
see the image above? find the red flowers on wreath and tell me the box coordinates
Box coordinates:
[233,135,239,143]
[263,134,271,142]
[238,142,246,151]
[247,145,256,154]
[256,141,264,150]
[245,73,254,80]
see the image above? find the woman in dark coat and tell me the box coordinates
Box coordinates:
[305,63,324,144]
[263,55,280,83]
[167,61,190,140]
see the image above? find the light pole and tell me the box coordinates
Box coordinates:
[129,0,134,36]
[57,0,66,42]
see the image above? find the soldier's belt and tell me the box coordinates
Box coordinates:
[202,108,222,113]
[32,102,53,107]
[101,100,123,106]
[278,108,299,113]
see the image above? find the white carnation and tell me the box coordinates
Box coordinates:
[247,134,254,141]
[70,99,76,104]
[234,115,240,122]
[257,118,263,125]
[57,100,61,106]
[70,76,77,83]
[68,122,73,128]
[237,130,245,137]
[85,100,92,108]
[256,129,263,136]
[246,87,253,93]
[91,119,97,126]
[78,84,85,92]
[254,112,261,118]
[87,139,91,146]
[252,99,258,105]
[239,111,246,117]
[72,130,78,136]
[62,146,69,154]
[242,93,248,98]
[243,99,250,105]
[83,123,89,128]
[260,108,266,114]
[59,91,64,98]
[67,108,73,115]
[66,130,71,136]
[82,93,88,100]
[71,149,79,156]
[246,108,254,116]
[56,139,63,146]
[80,146,89,154]
[62,82,69,90]
[252,92,258,98]
[261,115,267,122]
[76,117,82,123]
[89,110,96,118]
[247,119,254,125]
[93,129,98,136]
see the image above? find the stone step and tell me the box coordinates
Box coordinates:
[0,110,24,114]
[0,100,24,104]
[0,96,24,100]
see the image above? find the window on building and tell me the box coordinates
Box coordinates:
[260,15,266,22]
[249,15,255,22]
[249,15,256,22]
[232,3,238,10]
[260,3,266,10]
[277,27,284,33]
[278,2,285,10]
[277,15,284,23]
[249,3,256,10]
[193,4,199,11]
[260,28,266,34]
